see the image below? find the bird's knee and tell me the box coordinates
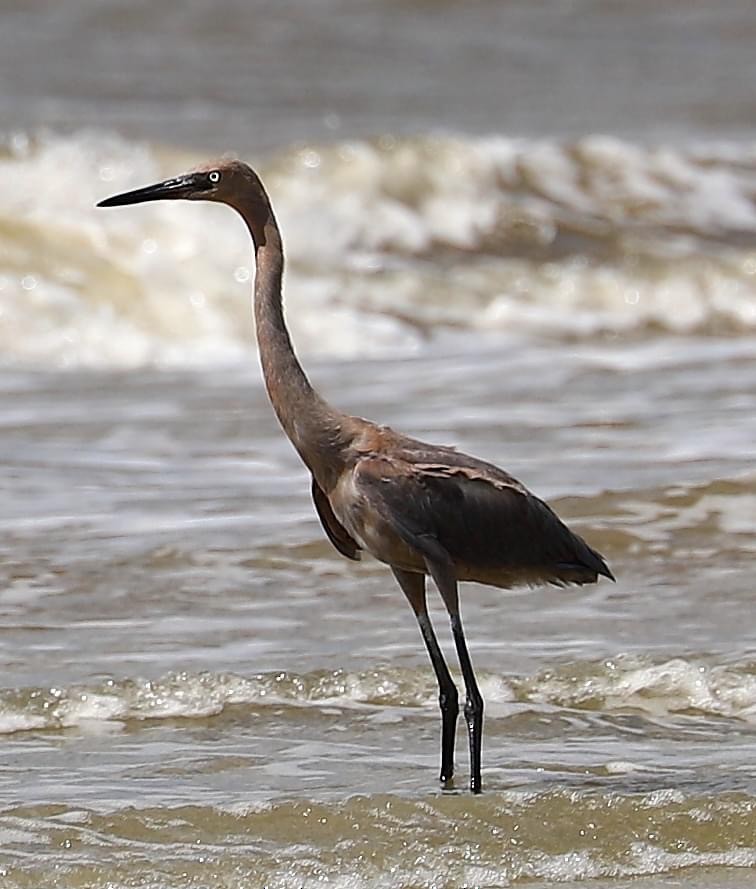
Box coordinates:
[464,693,483,725]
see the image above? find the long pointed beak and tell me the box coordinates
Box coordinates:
[97,174,201,207]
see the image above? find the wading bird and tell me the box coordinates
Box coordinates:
[98,160,613,793]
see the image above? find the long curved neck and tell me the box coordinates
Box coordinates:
[251,215,314,428]
[232,184,350,490]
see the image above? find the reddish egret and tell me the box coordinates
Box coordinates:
[98,160,613,793]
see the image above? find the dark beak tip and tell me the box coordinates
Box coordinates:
[96,191,148,208]
[96,193,132,208]
[96,175,198,209]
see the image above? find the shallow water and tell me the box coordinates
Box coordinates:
[1,338,755,886]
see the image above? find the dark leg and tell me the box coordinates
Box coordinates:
[424,557,484,794]
[392,567,459,786]
[450,612,484,794]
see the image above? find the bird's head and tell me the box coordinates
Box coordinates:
[97,159,263,209]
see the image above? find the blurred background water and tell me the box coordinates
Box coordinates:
[1,2,755,887]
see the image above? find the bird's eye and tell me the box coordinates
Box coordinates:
[208,171,221,184]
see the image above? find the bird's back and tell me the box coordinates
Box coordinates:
[335,424,613,589]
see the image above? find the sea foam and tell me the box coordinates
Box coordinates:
[1,130,756,368]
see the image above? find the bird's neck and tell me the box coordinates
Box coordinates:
[239,199,350,490]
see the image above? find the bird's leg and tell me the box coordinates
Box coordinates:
[450,611,484,794]
[424,557,484,795]
[391,567,459,787]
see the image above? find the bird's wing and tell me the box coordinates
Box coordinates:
[354,444,613,585]
[311,476,361,561]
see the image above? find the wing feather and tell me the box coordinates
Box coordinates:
[311,476,361,561]
[354,449,613,586]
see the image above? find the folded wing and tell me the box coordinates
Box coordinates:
[353,439,613,587]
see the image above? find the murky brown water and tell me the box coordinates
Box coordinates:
[1,338,755,886]
[2,0,756,884]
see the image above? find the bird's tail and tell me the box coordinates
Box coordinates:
[554,533,615,586]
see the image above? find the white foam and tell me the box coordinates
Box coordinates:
[0,712,48,734]
[604,760,643,774]
[0,666,440,735]
[2,130,756,367]
[521,655,756,721]
[3,655,755,739]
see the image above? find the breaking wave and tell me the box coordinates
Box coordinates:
[1,129,756,367]
[2,655,755,736]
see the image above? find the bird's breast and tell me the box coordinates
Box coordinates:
[329,469,423,572]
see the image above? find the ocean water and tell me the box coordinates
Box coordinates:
[1,2,756,887]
